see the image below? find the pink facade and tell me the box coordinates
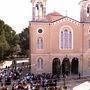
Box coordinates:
[29,0,90,76]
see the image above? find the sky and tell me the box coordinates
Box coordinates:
[0,0,81,33]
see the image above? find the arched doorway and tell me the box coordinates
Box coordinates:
[62,57,70,76]
[71,57,79,74]
[52,58,61,76]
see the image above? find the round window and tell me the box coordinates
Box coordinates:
[38,29,43,33]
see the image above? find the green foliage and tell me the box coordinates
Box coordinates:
[19,28,29,57]
[0,19,20,60]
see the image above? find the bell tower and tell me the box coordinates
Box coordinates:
[31,0,47,21]
[80,0,90,22]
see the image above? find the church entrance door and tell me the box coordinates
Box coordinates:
[71,57,79,74]
[62,57,70,76]
[52,58,61,76]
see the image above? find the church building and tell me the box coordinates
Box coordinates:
[29,0,90,76]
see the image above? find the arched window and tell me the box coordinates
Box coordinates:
[35,3,39,18]
[61,31,63,48]
[37,37,43,49]
[37,58,43,69]
[35,2,43,18]
[69,31,72,48]
[60,28,73,49]
[87,4,90,14]
[64,29,68,48]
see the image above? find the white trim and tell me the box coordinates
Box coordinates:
[59,25,73,50]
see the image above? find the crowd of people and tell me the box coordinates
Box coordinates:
[0,66,23,90]
[25,73,58,89]
[0,66,65,90]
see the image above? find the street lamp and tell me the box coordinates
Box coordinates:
[12,58,17,71]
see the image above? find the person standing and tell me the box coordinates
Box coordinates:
[78,72,81,79]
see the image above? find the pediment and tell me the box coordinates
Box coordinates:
[51,16,80,26]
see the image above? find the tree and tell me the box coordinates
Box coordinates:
[3,24,20,58]
[0,19,20,60]
[0,20,10,60]
[19,28,29,57]
[0,29,10,59]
